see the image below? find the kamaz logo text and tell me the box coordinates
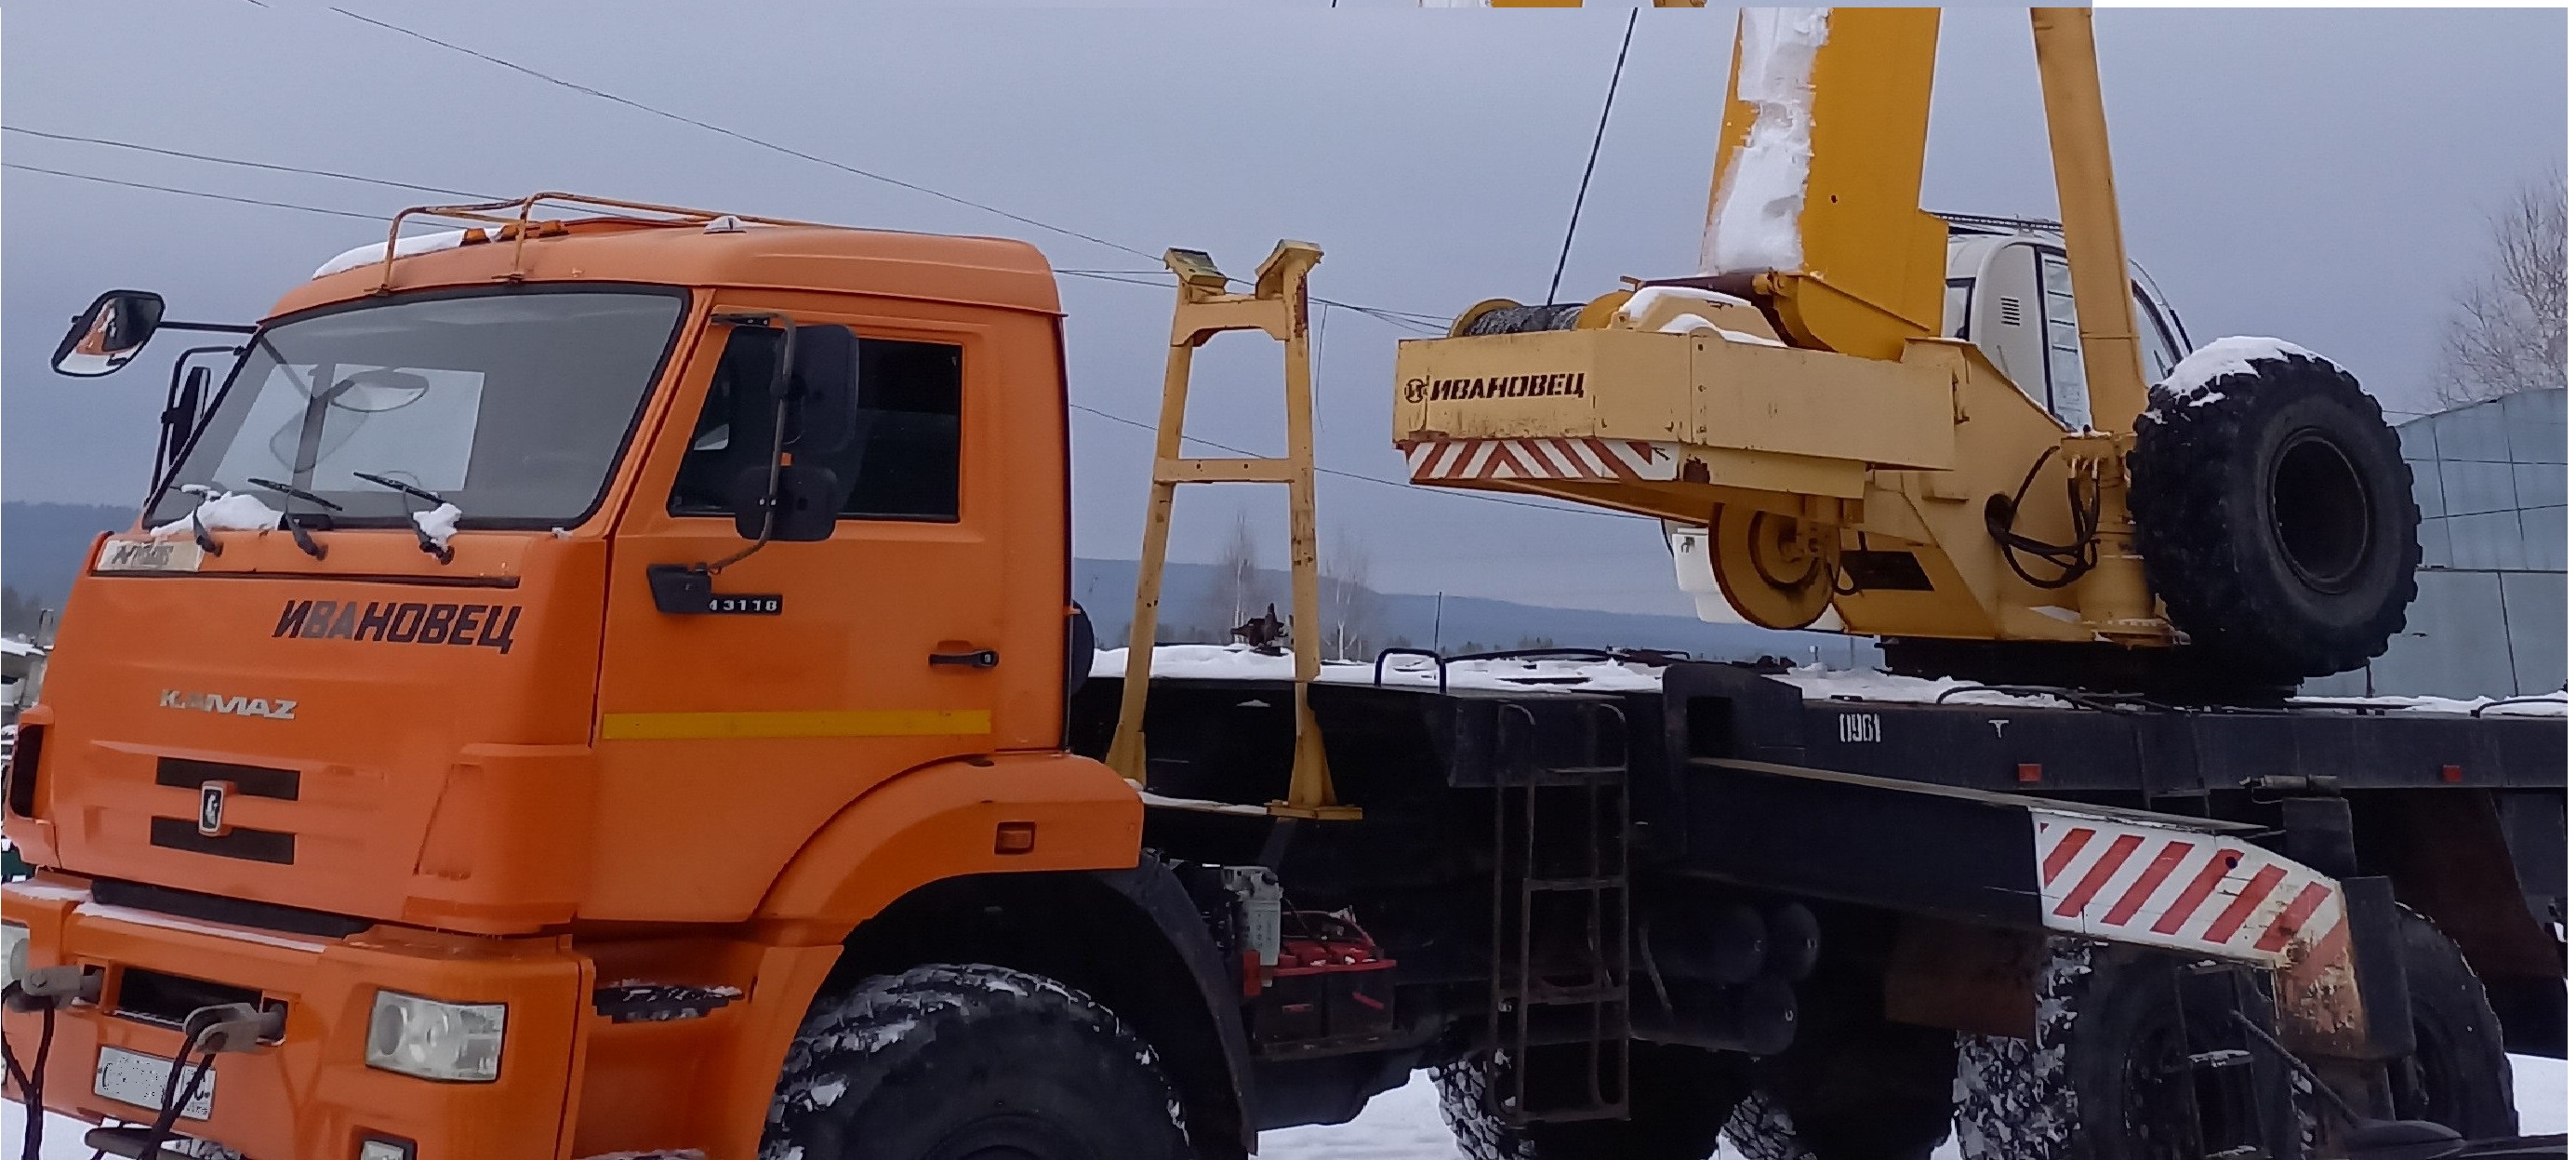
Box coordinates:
[273,599,522,654]
[160,689,298,720]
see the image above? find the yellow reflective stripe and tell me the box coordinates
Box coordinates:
[601,709,992,740]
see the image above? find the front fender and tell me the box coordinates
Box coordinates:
[753,750,1143,938]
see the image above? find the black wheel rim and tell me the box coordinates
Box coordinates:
[2268,431,2373,593]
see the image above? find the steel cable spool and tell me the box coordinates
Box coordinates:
[1456,301,1587,337]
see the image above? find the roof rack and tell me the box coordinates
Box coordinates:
[365,192,845,293]
[1931,210,2066,237]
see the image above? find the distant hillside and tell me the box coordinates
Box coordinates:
[3,501,133,608]
[1075,557,1877,666]
[0,503,1875,664]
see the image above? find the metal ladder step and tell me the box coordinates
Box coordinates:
[1524,875,1624,892]
[1488,700,1633,1127]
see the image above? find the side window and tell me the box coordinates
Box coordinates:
[2132,291,2183,384]
[2036,252,2091,430]
[671,327,962,522]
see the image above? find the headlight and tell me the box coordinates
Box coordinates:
[365,990,504,1082]
[1,923,26,993]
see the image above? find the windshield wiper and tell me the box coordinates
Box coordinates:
[350,472,444,505]
[244,476,339,561]
[351,472,456,565]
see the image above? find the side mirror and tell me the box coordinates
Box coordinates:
[782,324,860,457]
[53,290,167,377]
[729,462,841,543]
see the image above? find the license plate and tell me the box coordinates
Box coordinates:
[93,1046,214,1121]
[95,538,205,574]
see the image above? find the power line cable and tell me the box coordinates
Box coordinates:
[2,162,385,220]
[10,122,1449,332]
[1547,8,1637,304]
[324,9,1454,334]
[2,126,487,199]
[330,6,1163,265]
[7,157,1603,521]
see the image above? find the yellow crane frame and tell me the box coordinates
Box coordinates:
[1394,7,2170,648]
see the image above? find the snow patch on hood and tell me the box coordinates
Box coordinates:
[1699,7,1829,275]
[150,491,284,537]
[312,228,484,280]
[412,502,463,550]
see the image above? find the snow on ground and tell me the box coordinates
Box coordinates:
[1093,646,2567,716]
[3,1056,2563,1157]
[1261,1059,2568,1157]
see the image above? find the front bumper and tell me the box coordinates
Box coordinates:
[2,874,589,1159]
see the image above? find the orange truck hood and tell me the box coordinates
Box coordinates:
[20,527,609,933]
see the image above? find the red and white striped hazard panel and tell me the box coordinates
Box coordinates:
[1401,438,1679,483]
[2031,809,2346,967]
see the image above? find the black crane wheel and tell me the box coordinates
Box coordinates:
[2127,345,2420,684]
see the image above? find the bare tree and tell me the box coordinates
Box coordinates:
[1200,511,1268,643]
[1322,531,1383,661]
[2435,172,2568,407]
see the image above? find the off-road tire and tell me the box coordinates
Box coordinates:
[2128,345,2419,683]
[2386,909,2517,1138]
[1955,921,2517,1160]
[760,963,1191,1160]
[1434,1044,1751,1160]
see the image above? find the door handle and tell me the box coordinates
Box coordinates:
[930,649,1000,669]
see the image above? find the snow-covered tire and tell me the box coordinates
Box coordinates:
[1434,1045,1750,1160]
[1958,918,2514,1160]
[2386,909,2517,1138]
[760,963,1191,1160]
[2129,341,2420,683]
[1720,1090,1810,1160]
[1952,940,2094,1160]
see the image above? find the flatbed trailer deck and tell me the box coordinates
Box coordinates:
[1067,647,2567,1153]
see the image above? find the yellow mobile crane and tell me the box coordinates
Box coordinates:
[1395,7,2419,698]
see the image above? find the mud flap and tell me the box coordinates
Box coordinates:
[1679,759,2375,1050]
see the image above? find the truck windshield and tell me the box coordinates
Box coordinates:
[148,287,686,528]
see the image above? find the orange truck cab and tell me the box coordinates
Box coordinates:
[2,197,1226,1159]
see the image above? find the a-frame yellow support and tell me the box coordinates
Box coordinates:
[1105,240,1357,820]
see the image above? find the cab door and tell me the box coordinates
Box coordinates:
[590,299,1003,920]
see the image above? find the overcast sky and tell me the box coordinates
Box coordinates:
[5,3,2565,613]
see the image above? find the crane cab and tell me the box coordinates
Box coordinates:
[1935,216,2192,432]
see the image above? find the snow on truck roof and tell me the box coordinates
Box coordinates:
[1092,645,2567,716]
[282,217,1061,320]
